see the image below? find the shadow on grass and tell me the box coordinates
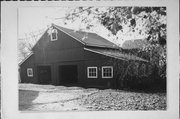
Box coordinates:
[19,89,39,111]
[58,83,108,91]
[58,83,166,93]
[117,86,166,94]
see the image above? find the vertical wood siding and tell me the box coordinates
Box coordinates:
[20,26,130,88]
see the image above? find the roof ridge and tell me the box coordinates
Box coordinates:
[53,24,86,45]
[53,24,119,49]
[53,24,96,34]
[19,52,34,65]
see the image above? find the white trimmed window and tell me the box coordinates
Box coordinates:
[87,67,97,78]
[50,29,58,41]
[27,68,33,77]
[102,66,113,78]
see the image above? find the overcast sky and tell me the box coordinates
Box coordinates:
[18,7,68,37]
[18,7,147,45]
[18,7,117,43]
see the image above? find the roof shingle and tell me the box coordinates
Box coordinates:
[84,47,148,62]
[54,24,119,49]
[121,39,148,49]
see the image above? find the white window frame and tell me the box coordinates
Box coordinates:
[27,68,33,77]
[102,66,113,78]
[50,29,58,41]
[87,67,98,78]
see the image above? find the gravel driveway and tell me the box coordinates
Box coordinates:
[19,83,166,111]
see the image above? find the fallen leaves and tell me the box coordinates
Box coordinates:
[78,89,166,111]
[19,84,166,111]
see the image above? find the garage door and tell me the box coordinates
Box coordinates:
[37,66,51,84]
[59,65,78,84]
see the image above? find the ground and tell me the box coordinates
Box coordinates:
[19,83,166,111]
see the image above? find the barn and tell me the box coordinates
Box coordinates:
[19,24,149,88]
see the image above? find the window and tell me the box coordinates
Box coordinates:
[87,67,97,78]
[50,29,58,41]
[27,68,33,77]
[102,66,113,78]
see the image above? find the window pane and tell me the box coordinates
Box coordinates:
[88,67,97,78]
[102,67,113,78]
[52,32,56,39]
[27,68,33,77]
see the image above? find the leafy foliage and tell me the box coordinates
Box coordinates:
[65,7,166,45]
[65,7,166,89]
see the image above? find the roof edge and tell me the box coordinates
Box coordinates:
[84,47,128,61]
[19,52,34,66]
[52,24,86,45]
[84,47,149,62]
[53,24,120,49]
[85,43,120,49]
[32,29,49,51]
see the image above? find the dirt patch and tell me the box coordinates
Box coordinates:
[19,83,98,111]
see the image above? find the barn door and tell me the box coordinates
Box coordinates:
[59,65,78,84]
[37,66,51,84]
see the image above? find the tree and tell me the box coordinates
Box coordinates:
[64,7,166,44]
[18,29,44,62]
[64,7,167,89]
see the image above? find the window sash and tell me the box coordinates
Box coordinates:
[27,68,33,77]
[87,67,97,78]
[102,66,113,78]
[50,29,58,41]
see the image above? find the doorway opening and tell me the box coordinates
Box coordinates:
[37,66,51,84]
[59,65,78,85]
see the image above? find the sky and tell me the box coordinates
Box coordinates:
[19,7,68,38]
[19,7,113,44]
[18,7,147,46]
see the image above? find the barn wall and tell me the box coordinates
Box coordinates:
[30,27,86,85]
[20,26,149,89]
[82,50,117,88]
[33,27,84,64]
[83,59,116,88]
[34,48,84,64]
[30,26,116,87]
[20,55,37,83]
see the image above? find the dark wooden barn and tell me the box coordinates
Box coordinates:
[19,24,149,88]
